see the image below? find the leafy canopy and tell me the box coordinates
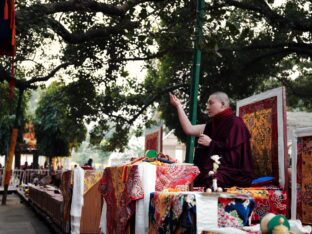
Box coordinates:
[1,0,312,149]
[34,82,87,157]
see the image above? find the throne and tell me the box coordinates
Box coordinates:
[291,127,312,225]
[230,87,289,221]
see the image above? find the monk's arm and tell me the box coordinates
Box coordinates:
[170,93,205,136]
[175,105,205,136]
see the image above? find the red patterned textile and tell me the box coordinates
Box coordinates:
[296,135,312,224]
[239,97,278,180]
[227,186,287,222]
[237,87,288,191]
[149,192,190,233]
[0,0,16,56]
[60,170,72,221]
[155,165,200,191]
[99,165,144,234]
[149,192,255,233]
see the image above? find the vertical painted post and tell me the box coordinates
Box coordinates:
[185,0,204,163]
[2,89,23,205]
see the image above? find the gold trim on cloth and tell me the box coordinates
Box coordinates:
[83,170,103,195]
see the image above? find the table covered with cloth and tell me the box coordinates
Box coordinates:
[226,185,287,223]
[99,162,200,234]
[149,191,255,234]
[29,185,67,231]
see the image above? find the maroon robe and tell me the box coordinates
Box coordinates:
[193,108,254,188]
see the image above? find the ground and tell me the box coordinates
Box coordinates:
[0,193,52,234]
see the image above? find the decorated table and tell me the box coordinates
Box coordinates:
[99,162,200,234]
[28,169,103,234]
[226,186,287,223]
[28,184,67,231]
[148,191,255,234]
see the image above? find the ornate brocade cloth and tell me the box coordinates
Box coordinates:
[227,186,287,222]
[149,191,255,234]
[296,135,312,224]
[99,164,200,234]
[99,165,144,234]
[155,165,200,191]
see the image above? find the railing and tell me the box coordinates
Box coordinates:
[0,168,55,188]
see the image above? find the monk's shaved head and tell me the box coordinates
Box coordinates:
[209,92,230,108]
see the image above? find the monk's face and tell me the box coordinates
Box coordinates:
[206,95,226,117]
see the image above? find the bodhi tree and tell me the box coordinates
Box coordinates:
[144,0,312,142]
[0,0,183,152]
[0,83,29,156]
[34,82,87,161]
[1,0,312,149]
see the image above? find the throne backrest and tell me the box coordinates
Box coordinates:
[291,127,312,223]
[236,87,288,189]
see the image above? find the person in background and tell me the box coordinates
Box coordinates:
[23,161,28,170]
[81,158,94,170]
[169,91,254,189]
[0,163,2,186]
[44,160,48,169]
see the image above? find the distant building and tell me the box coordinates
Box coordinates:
[287,111,312,159]
[287,112,312,134]
[162,130,186,163]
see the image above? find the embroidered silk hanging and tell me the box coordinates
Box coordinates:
[0,0,16,56]
[0,0,16,98]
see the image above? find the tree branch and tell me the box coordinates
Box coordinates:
[273,75,312,99]
[110,49,169,62]
[127,83,188,125]
[25,62,71,85]
[223,0,312,31]
[17,0,166,19]
[243,48,293,69]
[0,62,71,90]
[46,18,139,44]
[215,42,312,58]
[18,1,122,17]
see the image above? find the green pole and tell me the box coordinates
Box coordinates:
[185,0,204,163]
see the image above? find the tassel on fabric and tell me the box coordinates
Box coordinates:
[9,57,15,98]
[0,0,16,56]
[11,0,16,54]
[10,10,16,47]
[4,0,9,20]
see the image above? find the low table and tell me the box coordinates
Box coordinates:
[149,191,255,234]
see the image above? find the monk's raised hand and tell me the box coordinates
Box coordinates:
[169,92,181,108]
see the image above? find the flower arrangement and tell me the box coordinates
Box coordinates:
[206,155,223,193]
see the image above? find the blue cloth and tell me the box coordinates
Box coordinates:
[224,198,255,226]
[251,176,275,185]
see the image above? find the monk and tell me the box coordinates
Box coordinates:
[169,91,254,188]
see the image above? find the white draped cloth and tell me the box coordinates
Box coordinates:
[135,162,157,234]
[99,162,157,234]
[70,166,85,234]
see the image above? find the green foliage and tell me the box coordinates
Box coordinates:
[2,0,312,151]
[143,0,312,142]
[0,84,15,154]
[0,83,29,155]
[34,82,87,157]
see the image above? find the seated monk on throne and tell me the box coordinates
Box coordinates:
[170,91,254,189]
